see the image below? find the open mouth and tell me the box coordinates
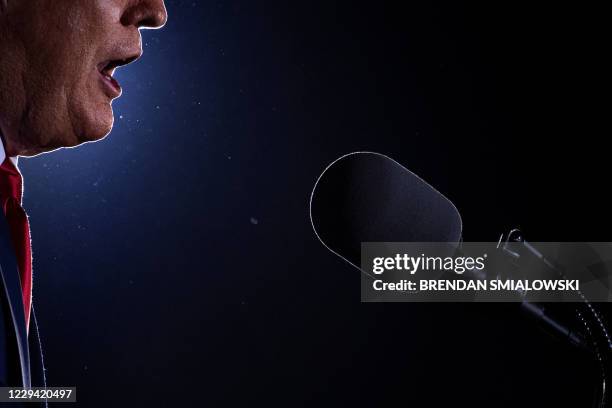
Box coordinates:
[97,55,139,97]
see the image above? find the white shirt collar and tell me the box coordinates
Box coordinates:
[0,135,19,167]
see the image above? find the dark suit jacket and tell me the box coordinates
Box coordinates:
[0,209,47,406]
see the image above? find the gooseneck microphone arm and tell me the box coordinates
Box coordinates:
[496,229,610,408]
[494,230,588,350]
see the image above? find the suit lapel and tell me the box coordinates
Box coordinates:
[28,307,46,389]
[0,209,31,387]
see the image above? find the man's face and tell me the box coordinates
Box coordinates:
[0,0,167,156]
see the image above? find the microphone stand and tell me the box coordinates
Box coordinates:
[496,229,610,408]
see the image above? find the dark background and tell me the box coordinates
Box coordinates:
[20,0,609,406]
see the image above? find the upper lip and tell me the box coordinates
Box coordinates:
[97,50,142,78]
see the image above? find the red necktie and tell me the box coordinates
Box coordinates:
[0,158,32,332]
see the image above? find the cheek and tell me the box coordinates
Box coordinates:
[24,60,113,147]
[45,39,113,143]
[4,1,119,153]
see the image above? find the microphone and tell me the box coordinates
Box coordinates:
[309,151,587,346]
[309,151,609,407]
[310,151,462,270]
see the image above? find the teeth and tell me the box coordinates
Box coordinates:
[100,70,114,81]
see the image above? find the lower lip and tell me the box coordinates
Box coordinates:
[98,71,122,98]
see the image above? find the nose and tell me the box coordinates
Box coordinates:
[121,0,168,29]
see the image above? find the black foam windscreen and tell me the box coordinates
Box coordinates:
[309,152,462,267]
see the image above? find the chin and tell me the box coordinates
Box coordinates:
[76,103,115,144]
[81,121,113,143]
[30,110,113,156]
[13,99,115,156]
